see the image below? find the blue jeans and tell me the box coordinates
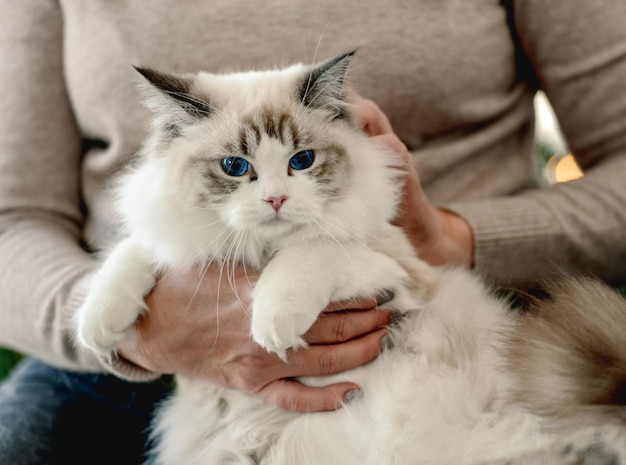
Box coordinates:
[0,358,174,465]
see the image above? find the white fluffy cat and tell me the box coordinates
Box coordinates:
[76,52,626,465]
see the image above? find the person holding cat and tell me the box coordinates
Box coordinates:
[1,1,625,464]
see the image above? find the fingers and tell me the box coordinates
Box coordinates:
[324,294,377,312]
[350,93,394,136]
[287,328,386,378]
[258,328,388,412]
[371,132,409,156]
[257,379,359,412]
[304,308,389,344]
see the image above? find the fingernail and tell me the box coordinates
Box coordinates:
[376,289,395,306]
[380,331,394,352]
[378,311,391,326]
[343,388,363,404]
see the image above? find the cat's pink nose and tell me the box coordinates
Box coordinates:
[265,195,288,212]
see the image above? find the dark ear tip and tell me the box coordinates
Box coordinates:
[330,49,357,65]
[133,66,155,81]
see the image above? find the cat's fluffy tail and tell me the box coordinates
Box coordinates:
[507,277,626,425]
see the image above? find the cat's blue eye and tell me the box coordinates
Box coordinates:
[288,150,315,171]
[221,157,250,177]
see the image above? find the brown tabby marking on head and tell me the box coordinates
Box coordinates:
[237,117,262,157]
[310,143,351,198]
[237,107,302,154]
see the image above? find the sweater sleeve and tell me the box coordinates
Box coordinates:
[0,1,158,380]
[448,0,626,287]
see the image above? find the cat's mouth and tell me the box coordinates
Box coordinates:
[257,214,300,234]
[260,216,289,226]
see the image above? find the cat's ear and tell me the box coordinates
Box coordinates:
[134,67,214,120]
[299,50,356,119]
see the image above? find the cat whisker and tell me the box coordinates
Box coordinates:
[197,204,224,211]
[309,217,357,274]
[317,193,352,202]
[228,229,253,314]
[224,229,244,293]
[299,95,350,123]
[173,217,225,235]
[207,226,242,257]
[210,259,227,352]
[303,67,352,116]
[297,18,332,121]
[345,54,379,75]
[183,263,212,313]
[316,212,375,251]
[211,229,253,339]
[241,263,255,319]
[218,229,239,266]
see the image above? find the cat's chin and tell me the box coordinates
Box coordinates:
[259,217,295,229]
[254,217,302,238]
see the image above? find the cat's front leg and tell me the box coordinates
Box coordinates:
[250,248,328,360]
[76,238,157,356]
[251,242,413,360]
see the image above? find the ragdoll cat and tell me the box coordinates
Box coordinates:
[76,52,626,465]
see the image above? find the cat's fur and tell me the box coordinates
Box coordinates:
[75,52,626,465]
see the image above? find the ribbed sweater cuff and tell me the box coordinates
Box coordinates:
[446,196,565,287]
[104,353,162,382]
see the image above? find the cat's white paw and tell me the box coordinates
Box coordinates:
[76,240,157,356]
[249,245,418,360]
[76,297,142,355]
[251,296,317,361]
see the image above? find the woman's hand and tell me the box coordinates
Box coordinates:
[351,93,475,267]
[117,265,390,413]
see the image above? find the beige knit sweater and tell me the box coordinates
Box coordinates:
[1,0,625,377]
